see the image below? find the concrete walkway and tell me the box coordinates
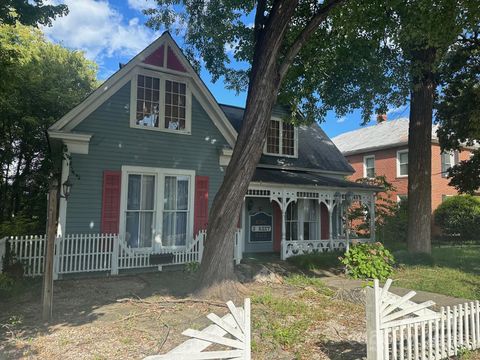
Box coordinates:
[322,275,469,308]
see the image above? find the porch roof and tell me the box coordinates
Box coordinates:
[251,168,381,191]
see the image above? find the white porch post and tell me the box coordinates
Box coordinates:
[281,201,287,260]
[370,194,376,243]
[328,205,333,249]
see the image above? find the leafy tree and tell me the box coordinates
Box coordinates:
[145,0,479,294]
[283,0,480,254]
[146,0,348,296]
[436,32,480,194]
[0,24,97,237]
[0,0,67,27]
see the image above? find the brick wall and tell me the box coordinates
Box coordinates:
[345,144,473,213]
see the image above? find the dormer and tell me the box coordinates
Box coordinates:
[264,117,298,158]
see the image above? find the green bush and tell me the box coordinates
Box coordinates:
[340,242,395,280]
[434,195,480,241]
[378,199,408,248]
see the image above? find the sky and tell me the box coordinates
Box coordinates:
[41,0,410,139]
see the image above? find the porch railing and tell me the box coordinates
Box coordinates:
[0,229,244,278]
[282,238,371,260]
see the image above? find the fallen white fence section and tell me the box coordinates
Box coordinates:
[0,229,244,278]
[367,279,480,360]
[144,298,251,360]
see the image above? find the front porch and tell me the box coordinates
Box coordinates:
[239,179,377,260]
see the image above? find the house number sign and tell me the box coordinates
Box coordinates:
[249,212,272,242]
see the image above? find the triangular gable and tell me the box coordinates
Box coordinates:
[49,32,237,146]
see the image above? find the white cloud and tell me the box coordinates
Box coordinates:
[42,0,161,62]
[337,116,346,123]
[128,0,157,11]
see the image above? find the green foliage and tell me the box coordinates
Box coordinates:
[0,24,97,237]
[434,195,480,240]
[2,240,25,278]
[287,251,342,271]
[0,0,68,27]
[378,199,408,247]
[183,261,200,274]
[340,242,395,280]
[0,273,15,293]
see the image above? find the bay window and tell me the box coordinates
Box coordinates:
[131,70,191,133]
[121,166,194,249]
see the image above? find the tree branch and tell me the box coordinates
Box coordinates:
[253,0,268,46]
[278,0,347,80]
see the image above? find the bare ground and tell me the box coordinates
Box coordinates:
[0,264,368,360]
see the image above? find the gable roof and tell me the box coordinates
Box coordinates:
[332,118,443,155]
[49,32,237,147]
[220,104,354,175]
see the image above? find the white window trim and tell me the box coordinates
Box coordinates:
[263,117,299,158]
[363,155,375,179]
[396,149,409,178]
[441,151,455,178]
[119,165,195,252]
[129,67,192,135]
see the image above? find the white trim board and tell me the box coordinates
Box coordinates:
[49,32,237,147]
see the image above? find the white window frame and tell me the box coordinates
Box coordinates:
[363,155,375,179]
[440,151,455,178]
[129,67,192,135]
[264,117,298,158]
[285,199,320,241]
[119,165,195,252]
[396,149,409,178]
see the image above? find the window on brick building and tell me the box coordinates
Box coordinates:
[363,155,375,178]
[397,150,408,177]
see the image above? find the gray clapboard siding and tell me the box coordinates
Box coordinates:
[65,82,229,234]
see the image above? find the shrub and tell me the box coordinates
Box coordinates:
[434,195,480,241]
[1,241,25,279]
[340,242,395,280]
[378,199,408,248]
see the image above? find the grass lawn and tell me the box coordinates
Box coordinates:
[288,244,480,300]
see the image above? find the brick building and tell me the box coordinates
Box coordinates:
[332,117,474,213]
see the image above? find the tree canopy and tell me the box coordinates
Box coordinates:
[0,24,97,236]
[0,0,68,27]
[436,32,480,194]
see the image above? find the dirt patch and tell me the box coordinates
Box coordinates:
[0,268,367,359]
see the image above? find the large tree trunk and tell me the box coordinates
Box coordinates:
[196,0,300,299]
[407,48,436,254]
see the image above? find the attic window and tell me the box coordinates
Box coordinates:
[265,119,297,157]
[131,70,191,134]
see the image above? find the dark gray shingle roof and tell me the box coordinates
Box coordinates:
[219,104,354,174]
[252,168,381,190]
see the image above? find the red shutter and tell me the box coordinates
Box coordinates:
[101,171,121,234]
[194,176,209,236]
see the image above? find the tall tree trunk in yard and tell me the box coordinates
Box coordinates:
[196,0,345,298]
[407,48,436,254]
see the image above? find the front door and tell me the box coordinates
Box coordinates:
[244,198,274,253]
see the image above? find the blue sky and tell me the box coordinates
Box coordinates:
[42,0,409,138]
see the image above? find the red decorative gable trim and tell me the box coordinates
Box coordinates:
[143,44,165,67]
[167,45,187,72]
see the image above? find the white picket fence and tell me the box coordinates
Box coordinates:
[367,279,480,360]
[144,298,251,359]
[0,229,244,278]
[282,237,371,259]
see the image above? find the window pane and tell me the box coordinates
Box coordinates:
[267,120,280,154]
[136,75,160,127]
[164,176,176,210]
[177,177,189,210]
[367,168,375,178]
[304,200,317,221]
[175,212,187,246]
[282,122,294,155]
[164,79,187,131]
[139,212,153,248]
[400,152,408,164]
[162,212,176,246]
[400,164,408,176]
[141,175,155,210]
[126,212,139,247]
[127,175,141,210]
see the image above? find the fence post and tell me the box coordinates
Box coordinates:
[199,231,204,263]
[111,234,119,275]
[53,236,60,280]
[0,237,7,273]
[366,279,384,360]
